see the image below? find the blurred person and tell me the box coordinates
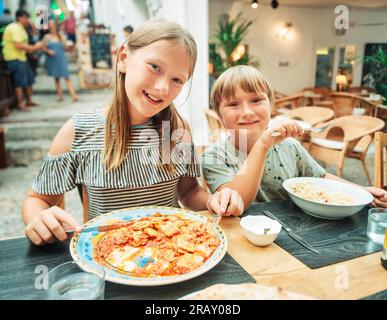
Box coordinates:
[2,9,44,111]
[123,25,133,39]
[42,19,78,102]
[25,18,40,77]
[63,11,76,45]
[0,8,13,28]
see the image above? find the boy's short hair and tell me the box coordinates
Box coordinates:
[210,65,275,114]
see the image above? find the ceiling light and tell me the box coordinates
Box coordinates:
[251,0,258,9]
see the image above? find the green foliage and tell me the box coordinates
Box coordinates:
[364,47,387,105]
[209,13,259,77]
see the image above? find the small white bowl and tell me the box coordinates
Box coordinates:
[240,216,282,246]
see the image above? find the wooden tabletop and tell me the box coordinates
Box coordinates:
[215,214,387,300]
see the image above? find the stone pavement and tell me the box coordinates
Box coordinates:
[0,66,377,241]
[0,66,111,240]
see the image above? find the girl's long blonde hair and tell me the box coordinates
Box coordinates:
[103,19,197,171]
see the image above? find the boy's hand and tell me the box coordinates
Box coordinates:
[207,188,244,216]
[25,206,82,245]
[258,121,304,150]
[365,187,387,208]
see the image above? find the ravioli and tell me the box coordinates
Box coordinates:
[93,212,220,277]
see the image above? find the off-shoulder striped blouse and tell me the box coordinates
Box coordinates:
[32,108,201,219]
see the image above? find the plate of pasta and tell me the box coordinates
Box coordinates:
[283,177,373,219]
[70,206,227,286]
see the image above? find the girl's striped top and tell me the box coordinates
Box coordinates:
[32,108,201,219]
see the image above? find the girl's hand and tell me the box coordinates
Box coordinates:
[207,188,244,216]
[24,206,82,246]
[365,187,387,208]
[258,121,304,150]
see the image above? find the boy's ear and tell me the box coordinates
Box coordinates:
[117,45,127,74]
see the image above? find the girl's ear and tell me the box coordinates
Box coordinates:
[117,45,128,74]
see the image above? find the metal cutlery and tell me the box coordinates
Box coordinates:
[263,210,319,254]
[65,221,133,235]
[270,122,331,137]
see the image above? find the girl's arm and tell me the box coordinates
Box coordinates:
[216,122,303,209]
[22,119,82,245]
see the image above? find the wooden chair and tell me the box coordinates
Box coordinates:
[347,86,375,95]
[279,106,334,127]
[205,109,226,143]
[330,92,376,118]
[274,92,307,112]
[308,115,385,185]
[374,131,387,190]
[303,87,331,100]
[274,90,287,99]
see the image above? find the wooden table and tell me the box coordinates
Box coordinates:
[217,213,387,300]
[1,203,386,300]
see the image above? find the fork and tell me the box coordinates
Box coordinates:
[270,122,331,137]
[205,213,222,233]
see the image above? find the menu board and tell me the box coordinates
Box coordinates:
[89,34,112,69]
[76,32,116,89]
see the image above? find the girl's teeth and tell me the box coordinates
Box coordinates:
[145,92,161,102]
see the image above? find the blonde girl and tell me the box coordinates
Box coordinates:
[22,19,244,246]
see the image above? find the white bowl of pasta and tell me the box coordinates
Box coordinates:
[282,177,373,220]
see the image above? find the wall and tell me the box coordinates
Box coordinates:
[227,2,387,94]
[208,0,233,41]
[160,0,210,144]
[93,0,149,47]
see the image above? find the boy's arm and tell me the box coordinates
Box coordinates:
[324,173,387,208]
[211,122,303,209]
[216,140,270,209]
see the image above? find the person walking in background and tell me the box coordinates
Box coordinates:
[123,25,133,39]
[0,8,13,28]
[63,11,76,45]
[2,9,43,111]
[42,19,78,102]
[25,18,40,78]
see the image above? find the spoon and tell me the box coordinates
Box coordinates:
[270,122,331,137]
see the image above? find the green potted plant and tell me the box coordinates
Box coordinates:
[364,47,387,105]
[209,13,259,78]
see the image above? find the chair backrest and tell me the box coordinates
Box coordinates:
[374,131,387,190]
[303,87,331,100]
[275,92,307,111]
[312,115,385,144]
[330,92,376,117]
[347,86,375,94]
[282,106,334,126]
